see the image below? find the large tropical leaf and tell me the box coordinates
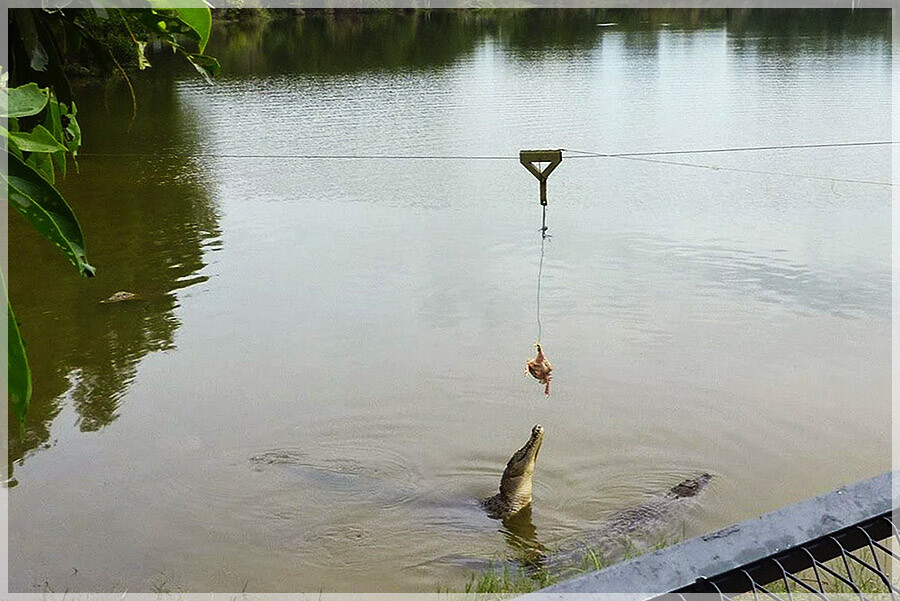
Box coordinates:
[146,2,212,52]
[172,7,212,53]
[4,151,96,277]
[6,274,31,427]
[1,82,49,118]
[5,124,67,154]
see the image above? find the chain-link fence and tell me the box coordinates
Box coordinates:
[527,472,895,600]
[659,511,895,600]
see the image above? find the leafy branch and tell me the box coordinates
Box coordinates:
[4,4,218,428]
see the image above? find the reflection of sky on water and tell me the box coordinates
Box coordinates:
[8,8,891,593]
[624,239,889,320]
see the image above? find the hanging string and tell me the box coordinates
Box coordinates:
[536,204,548,343]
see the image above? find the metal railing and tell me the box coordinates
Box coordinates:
[523,472,896,600]
[662,510,895,600]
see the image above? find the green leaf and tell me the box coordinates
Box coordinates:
[135,39,152,70]
[148,2,212,53]
[62,101,82,155]
[2,82,50,118]
[7,124,67,154]
[4,123,24,160]
[4,151,96,277]
[134,9,199,44]
[26,151,55,185]
[184,52,220,83]
[172,7,212,53]
[7,136,24,160]
[44,95,66,177]
[6,275,32,427]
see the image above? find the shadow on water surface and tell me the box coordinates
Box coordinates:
[7,70,221,483]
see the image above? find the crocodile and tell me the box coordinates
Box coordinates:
[100,291,141,303]
[482,424,545,519]
[546,472,713,571]
[483,424,712,570]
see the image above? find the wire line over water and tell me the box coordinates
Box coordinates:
[79,140,896,161]
[80,140,896,187]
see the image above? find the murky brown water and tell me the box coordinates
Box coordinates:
[8,9,891,593]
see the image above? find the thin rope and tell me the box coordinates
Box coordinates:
[563,139,897,158]
[613,154,894,187]
[78,151,519,160]
[536,204,547,344]
[77,140,896,162]
[77,140,896,187]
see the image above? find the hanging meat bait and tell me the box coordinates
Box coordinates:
[519,149,563,396]
[525,343,553,396]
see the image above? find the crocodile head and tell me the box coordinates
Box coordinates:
[667,473,713,498]
[497,424,545,515]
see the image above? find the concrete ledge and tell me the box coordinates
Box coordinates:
[518,472,895,600]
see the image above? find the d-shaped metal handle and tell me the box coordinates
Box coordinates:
[519,149,563,205]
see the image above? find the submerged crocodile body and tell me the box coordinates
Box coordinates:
[546,472,712,571]
[483,424,712,569]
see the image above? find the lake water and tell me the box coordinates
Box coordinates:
[8,9,891,593]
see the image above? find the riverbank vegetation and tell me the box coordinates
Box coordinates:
[202,8,888,78]
[5,6,218,432]
[59,7,892,76]
[457,534,675,595]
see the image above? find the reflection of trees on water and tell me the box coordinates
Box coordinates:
[7,6,888,482]
[209,10,492,75]
[7,71,220,481]
[208,8,888,76]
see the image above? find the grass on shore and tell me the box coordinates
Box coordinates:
[460,536,896,596]
[459,533,678,595]
[735,546,897,598]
